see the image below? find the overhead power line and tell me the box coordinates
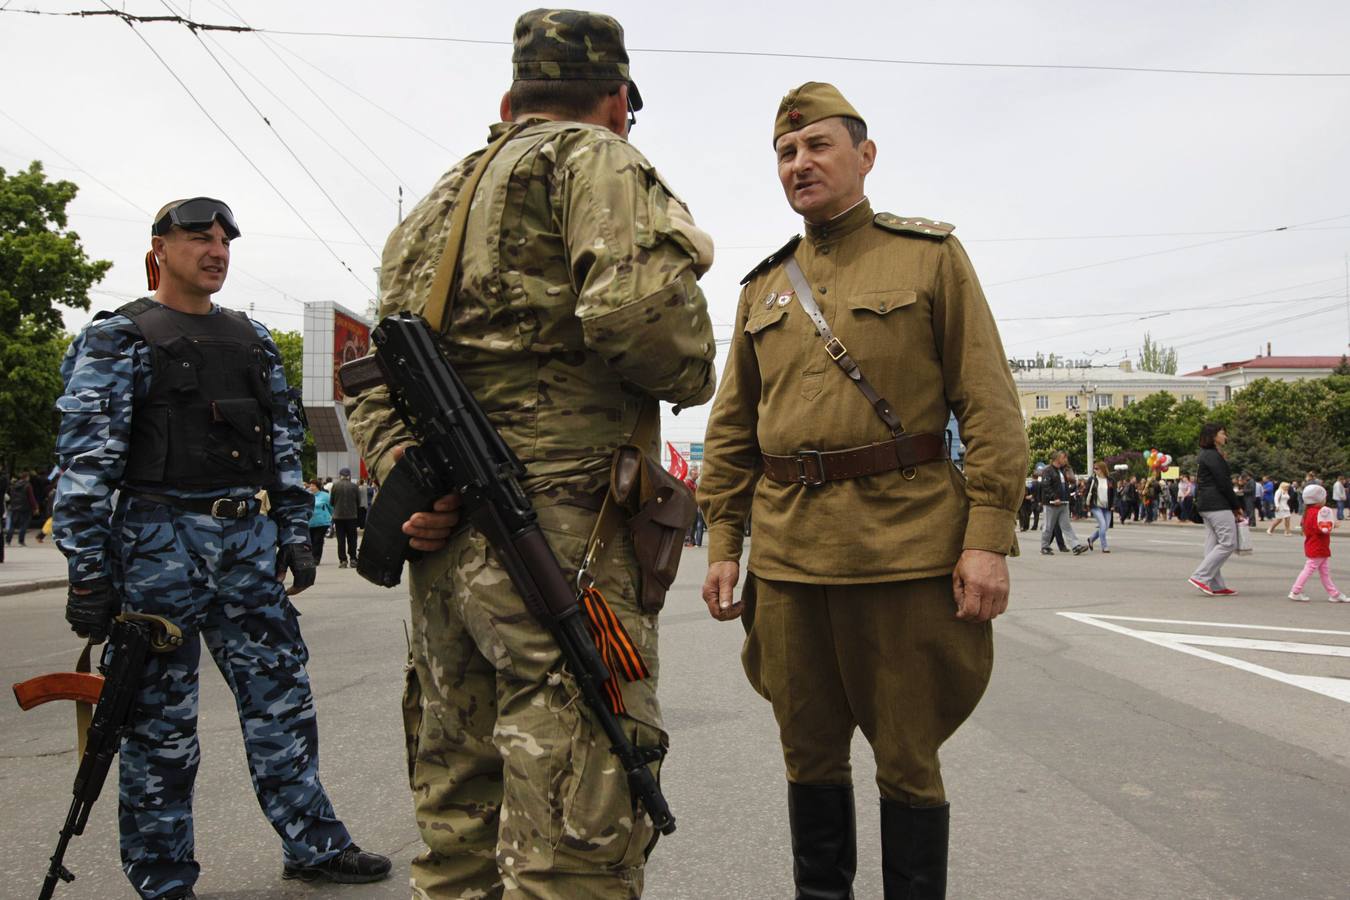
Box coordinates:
[93,0,373,297]
[198,31,396,204]
[8,7,1350,78]
[988,213,1350,289]
[212,0,420,194]
[1001,276,1348,352]
[155,0,380,257]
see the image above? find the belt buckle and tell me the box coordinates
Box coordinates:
[824,337,847,361]
[211,498,241,518]
[794,450,825,487]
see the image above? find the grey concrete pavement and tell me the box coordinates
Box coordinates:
[0,537,68,596]
[2,519,1348,898]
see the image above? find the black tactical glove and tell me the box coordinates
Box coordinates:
[279,542,317,595]
[65,577,119,644]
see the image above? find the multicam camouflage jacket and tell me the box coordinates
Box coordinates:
[346,119,717,498]
[53,305,312,583]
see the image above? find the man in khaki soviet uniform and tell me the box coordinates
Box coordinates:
[344,9,716,898]
[697,82,1027,899]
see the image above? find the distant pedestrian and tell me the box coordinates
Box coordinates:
[1334,475,1347,521]
[1040,450,1087,555]
[1189,423,1245,596]
[307,479,333,563]
[1179,473,1196,523]
[1288,483,1347,602]
[1267,482,1293,535]
[1085,461,1114,553]
[5,471,38,545]
[329,467,360,568]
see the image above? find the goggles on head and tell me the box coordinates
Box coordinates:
[151,197,241,240]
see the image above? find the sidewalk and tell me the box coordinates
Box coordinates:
[0,538,68,597]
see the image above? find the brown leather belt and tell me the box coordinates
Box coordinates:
[761,432,948,487]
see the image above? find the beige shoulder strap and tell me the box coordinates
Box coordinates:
[422,122,529,334]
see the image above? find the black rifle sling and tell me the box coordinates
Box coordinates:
[783,257,905,438]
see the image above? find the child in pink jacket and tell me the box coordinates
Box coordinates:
[1288,483,1348,602]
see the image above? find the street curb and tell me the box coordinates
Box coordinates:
[0,577,68,597]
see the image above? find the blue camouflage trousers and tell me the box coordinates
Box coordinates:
[112,494,350,899]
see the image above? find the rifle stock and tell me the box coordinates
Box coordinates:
[12,673,105,711]
[14,614,182,900]
[340,312,675,836]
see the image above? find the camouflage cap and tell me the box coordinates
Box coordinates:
[773,82,865,145]
[512,8,643,110]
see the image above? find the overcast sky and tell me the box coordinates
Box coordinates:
[3,1,1349,444]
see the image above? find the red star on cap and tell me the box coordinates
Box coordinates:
[788,109,802,123]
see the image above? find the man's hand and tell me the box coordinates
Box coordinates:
[389,444,463,553]
[952,548,1010,623]
[278,543,317,595]
[701,560,741,621]
[66,578,119,643]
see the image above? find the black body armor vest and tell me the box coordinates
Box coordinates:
[115,298,277,490]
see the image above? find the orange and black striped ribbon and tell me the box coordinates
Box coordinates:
[579,586,651,716]
[145,251,161,290]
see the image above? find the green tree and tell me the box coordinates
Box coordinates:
[0,162,111,467]
[1137,332,1178,375]
[270,328,317,480]
[1026,414,1086,473]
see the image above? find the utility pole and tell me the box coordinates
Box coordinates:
[1081,383,1097,471]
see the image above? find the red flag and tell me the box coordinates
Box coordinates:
[666,442,689,481]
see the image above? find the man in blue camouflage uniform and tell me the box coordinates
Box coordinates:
[53,197,391,900]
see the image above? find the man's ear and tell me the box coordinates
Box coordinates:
[151,234,167,261]
[500,91,513,122]
[605,84,629,137]
[858,138,877,177]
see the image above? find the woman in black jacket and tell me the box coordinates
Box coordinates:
[1084,460,1116,552]
[1189,423,1246,595]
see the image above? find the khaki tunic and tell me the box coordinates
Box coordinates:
[698,199,1026,583]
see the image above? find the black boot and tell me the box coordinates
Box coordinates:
[788,782,856,900]
[881,799,949,899]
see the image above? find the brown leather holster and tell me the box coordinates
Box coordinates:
[609,444,697,614]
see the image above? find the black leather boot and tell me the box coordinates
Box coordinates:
[880,799,949,899]
[788,782,857,900]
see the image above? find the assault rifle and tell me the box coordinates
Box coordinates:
[13,613,182,900]
[339,312,674,836]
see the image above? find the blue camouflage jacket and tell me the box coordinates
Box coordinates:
[53,304,312,584]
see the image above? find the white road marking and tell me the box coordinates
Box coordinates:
[1059,612,1350,704]
[1082,614,1350,637]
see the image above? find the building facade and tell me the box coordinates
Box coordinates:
[1183,355,1349,401]
[301,301,372,481]
[1014,360,1218,422]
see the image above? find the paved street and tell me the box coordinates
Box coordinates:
[3,521,1348,899]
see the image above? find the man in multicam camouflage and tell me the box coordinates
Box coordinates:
[53,198,390,899]
[344,8,717,899]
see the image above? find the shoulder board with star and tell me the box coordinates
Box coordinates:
[873,212,954,240]
[740,235,802,285]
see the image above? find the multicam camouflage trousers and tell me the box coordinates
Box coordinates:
[404,502,666,899]
[112,496,351,899]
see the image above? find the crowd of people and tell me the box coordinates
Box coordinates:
[1021,428,1349,605]
[1,467,59,549]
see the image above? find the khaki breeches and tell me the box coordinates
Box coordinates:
[741,574,993,806]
